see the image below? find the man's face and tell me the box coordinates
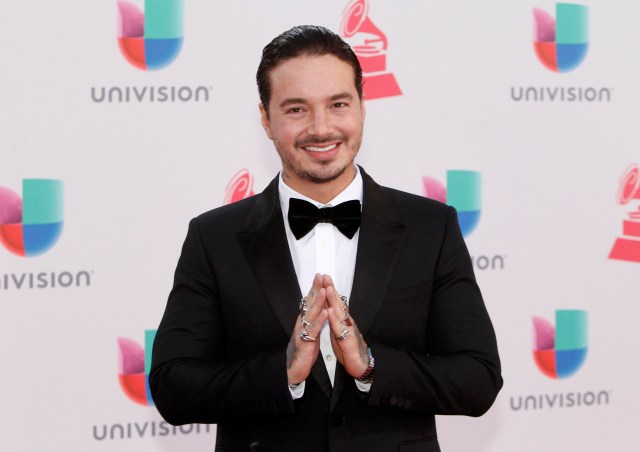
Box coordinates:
[260,54,365,196]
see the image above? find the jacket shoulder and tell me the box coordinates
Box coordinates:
[199,193,258,218]
[191,192,265,234]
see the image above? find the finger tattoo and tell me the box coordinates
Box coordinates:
[286,339,299,369]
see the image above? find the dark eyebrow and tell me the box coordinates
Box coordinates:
[329,92,354,102]
[278,92,354,109]
[279,98,307,109]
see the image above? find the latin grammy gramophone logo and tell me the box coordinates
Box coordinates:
[223,169,255,205]
[609,164,640,263]
[340,0,402,100]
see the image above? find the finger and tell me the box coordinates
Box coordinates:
[287,322,323,384]
[310,273,323,297]
[305,287,327,324]
[329,333,345,363]
[311,308,329,338]
[326,285,350,336]
[302,273,323,312]
[325,285,348,320]
[305,274,326,318]
[297,285,328,345]
[298,275,325,330]
[322,274,335,289]
[328,314,369,378]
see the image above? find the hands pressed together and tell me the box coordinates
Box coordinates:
[286,274,370,386]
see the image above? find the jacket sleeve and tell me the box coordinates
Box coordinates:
[366,206,503,416]
[149,217,296,425]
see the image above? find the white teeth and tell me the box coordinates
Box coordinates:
[304,144,337,152]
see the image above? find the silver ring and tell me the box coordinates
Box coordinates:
[334,326,350,341]
[300,329,316,342]
[301,316,316,328]
[299,297,308,315]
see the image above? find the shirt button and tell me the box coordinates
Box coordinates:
[321,239,329,246]
[326,354,333,361]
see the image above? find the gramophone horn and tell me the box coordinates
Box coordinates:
[341,0,369,37]
[340,0,387,48]
[616,164,640,205]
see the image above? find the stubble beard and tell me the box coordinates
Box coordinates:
[278,130,363,185]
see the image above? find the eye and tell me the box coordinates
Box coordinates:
[331,102,348,109]
[286,107,304,114]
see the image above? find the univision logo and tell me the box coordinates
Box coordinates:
[0,179,63,257]
[117,0,183,71]
[93,330,213,441]
[93,1,209,103]
[117,330,156,406]
[533,310,588,379]
[509,310,610,412]
[511,3,611,103]
[533,3,589,73]
[422,170,481,237]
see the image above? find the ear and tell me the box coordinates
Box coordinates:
[259,103,273,140]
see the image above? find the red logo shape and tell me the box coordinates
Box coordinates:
[609,164,640,262]
[340,0,402,100]
[224,169,255,205]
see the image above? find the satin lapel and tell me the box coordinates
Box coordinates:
[236,175,332,400]
[331,169,407,408]
[350,169,407,334]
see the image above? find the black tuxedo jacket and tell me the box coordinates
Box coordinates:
[150,168,502,452]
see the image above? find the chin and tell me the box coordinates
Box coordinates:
[303,165,348,184]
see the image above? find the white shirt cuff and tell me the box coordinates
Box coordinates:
[354,379,372,393]
[288,380,306,399]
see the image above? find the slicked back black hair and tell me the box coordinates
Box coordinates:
[257,25,363,112]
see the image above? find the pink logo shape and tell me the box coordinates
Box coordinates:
[117,332,155,406]
[340,0,402,100]
[224,169,255,205]
[422,176,447,204]
[0,186,23,224]
[609,164,640,262]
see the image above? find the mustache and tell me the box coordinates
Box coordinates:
[295,135,346,148]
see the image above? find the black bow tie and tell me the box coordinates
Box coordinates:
[288,198,361,240]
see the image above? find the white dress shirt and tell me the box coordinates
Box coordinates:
[279,166,369,397]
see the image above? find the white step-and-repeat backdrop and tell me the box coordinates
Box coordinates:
[1,1,638,450]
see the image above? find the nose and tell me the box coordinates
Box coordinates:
[307,109,331,137]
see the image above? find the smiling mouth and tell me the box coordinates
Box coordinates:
[303,144,338,153]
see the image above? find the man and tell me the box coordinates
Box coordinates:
[150,25,502,452]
